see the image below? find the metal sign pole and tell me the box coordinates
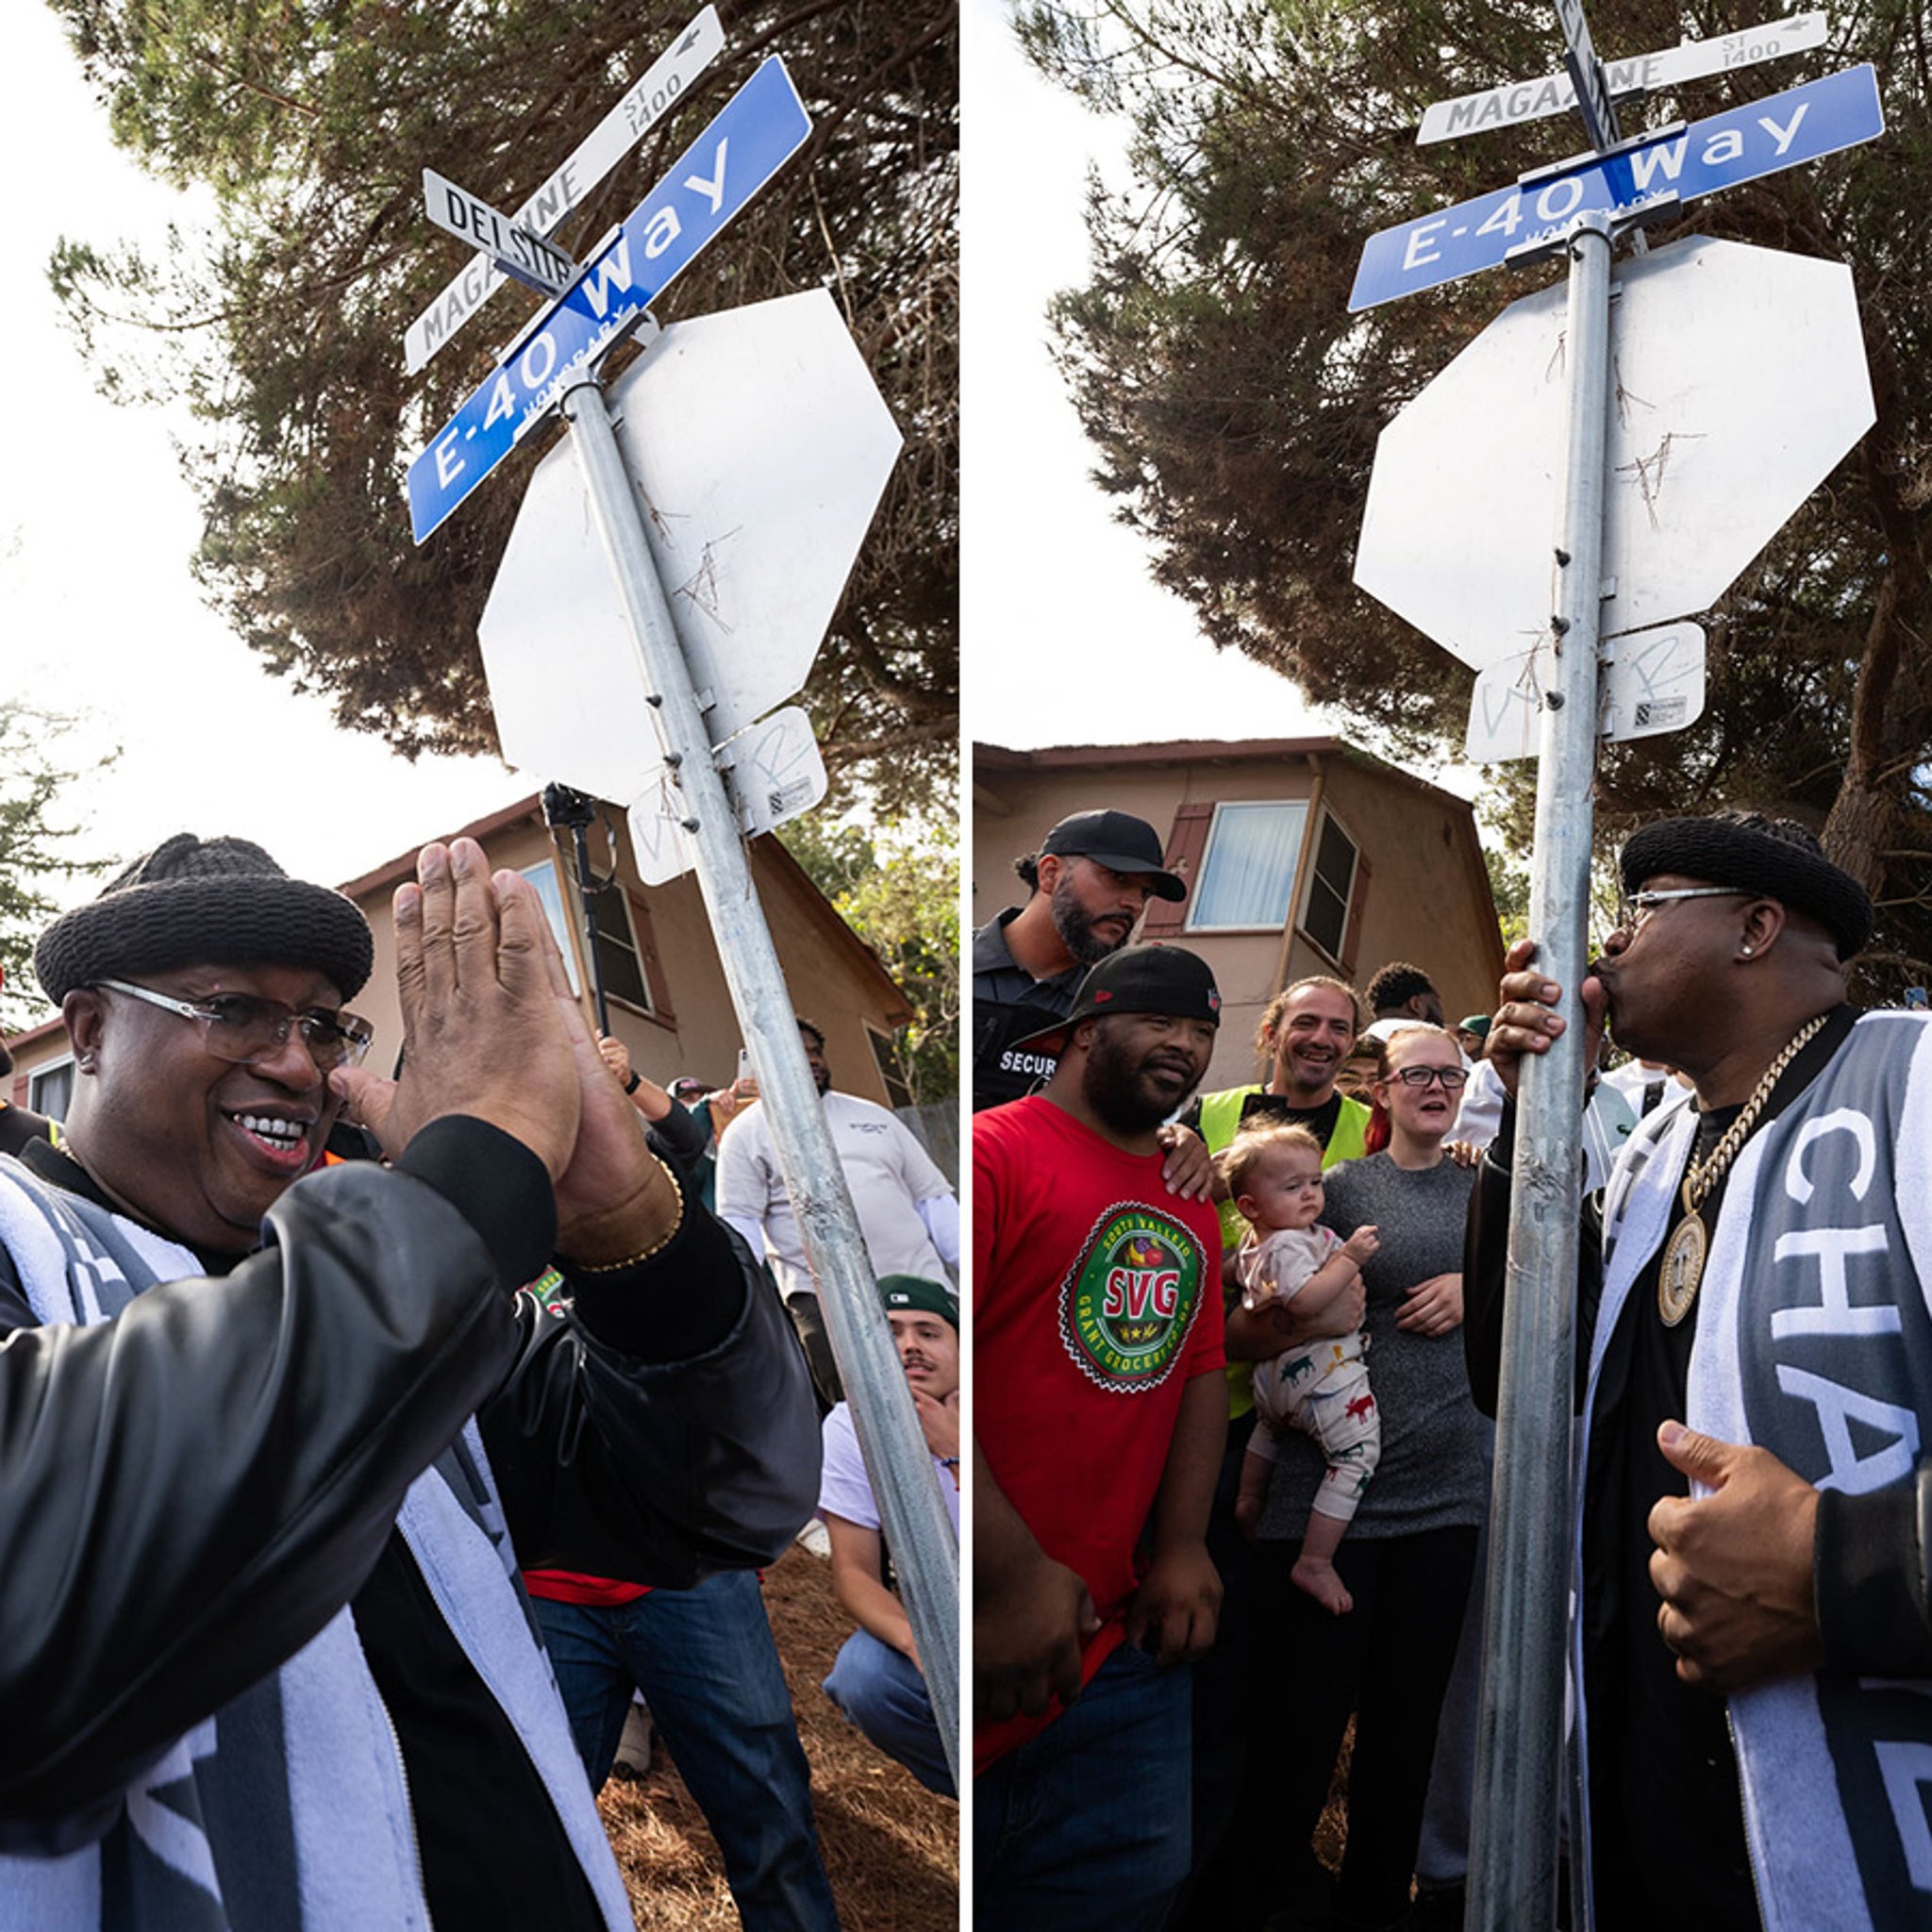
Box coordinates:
[555,373,961,1790]
[1468,208,1612,1931]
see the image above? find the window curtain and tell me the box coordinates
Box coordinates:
[1191,802,1307,928]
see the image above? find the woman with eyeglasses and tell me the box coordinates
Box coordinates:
[1233,1022,1487,1932]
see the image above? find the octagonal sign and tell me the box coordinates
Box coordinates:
[478,287,902,807]
[1354,237,1874,672]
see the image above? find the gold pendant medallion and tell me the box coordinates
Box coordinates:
[1658,1211,1707,1327]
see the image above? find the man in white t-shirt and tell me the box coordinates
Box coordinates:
[716,1019,959,1405]
[817,1275,959,1796]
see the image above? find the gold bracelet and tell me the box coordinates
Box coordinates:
[563,1156,684,1273]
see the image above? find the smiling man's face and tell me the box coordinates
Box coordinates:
[1080,1009,1218,1134]
[1267,985,1358,1102]
[65,960,345,1257]
[888,1308,959,1402]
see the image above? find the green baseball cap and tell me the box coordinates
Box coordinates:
[878,1274,958,1329]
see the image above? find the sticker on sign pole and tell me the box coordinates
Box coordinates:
[1464,622,1706,761]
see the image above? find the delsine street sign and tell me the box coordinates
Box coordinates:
[423,169,577,297]
[1418,11,1829,144]
[407,54,811,545]
[403,4,724,374]
[1351,60,1882,310]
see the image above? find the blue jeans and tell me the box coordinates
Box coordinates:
[533,1571,841,1932]
[975,1641,1191,1932]
[823,1628,956,1798]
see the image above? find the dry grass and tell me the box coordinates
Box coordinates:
[1315,1720,1354,1874]
[598,1544,959,1931]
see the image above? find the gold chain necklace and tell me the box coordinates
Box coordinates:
[1657,1013,1829,1327]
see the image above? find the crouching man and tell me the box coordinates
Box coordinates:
[0,832,820,1930]
[820,1274,961,1797]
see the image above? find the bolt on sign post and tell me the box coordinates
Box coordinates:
[1353,13,1880,1925]
[403,26,958,1790]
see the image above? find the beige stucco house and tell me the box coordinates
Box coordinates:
[6,794,914,1126]
[974,738,1506,1092]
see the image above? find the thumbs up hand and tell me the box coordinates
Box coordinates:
[1646,1420,1821,1692]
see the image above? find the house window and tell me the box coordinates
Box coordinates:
[1300,812,1361,962]
[523,860,656,1015]
[1187,802,1308,931]
[524,860,580,995]
[29,1058,74,1123]
[585,879,654,1014]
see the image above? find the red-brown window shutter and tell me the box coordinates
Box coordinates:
[1141,802,1213,939]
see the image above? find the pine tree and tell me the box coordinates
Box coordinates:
[1022,0,1932,989]
[47,0,957,816]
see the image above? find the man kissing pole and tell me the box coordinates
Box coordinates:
[1468,811,1932,1930]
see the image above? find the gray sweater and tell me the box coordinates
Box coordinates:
[1258,1151,1490,1542]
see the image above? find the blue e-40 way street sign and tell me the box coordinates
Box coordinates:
[1350,61,1882,311]
[408,54,811,544]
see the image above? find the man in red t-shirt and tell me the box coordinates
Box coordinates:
[974,943,1227,1932]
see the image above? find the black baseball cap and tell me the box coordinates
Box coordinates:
[1040,810,1187,902]
[1013,943,1222,1057]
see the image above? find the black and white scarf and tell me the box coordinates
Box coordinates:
[0,1163,632,1932]
[1585,1011,1932,1931]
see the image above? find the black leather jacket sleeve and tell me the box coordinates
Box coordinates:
[1463,1136,1518,1418]
[1462,1101,1604,1418]
[643,1093,712,1173]
[0,1114,821,1824]
[0,1141,525,1821]
[485,1195,822,1587]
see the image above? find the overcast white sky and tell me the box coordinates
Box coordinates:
[959,0,1335,754]
[0,10,536,943]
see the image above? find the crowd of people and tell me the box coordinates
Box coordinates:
[973,804,1932,1932]
[6,792,1929,1932]
[0,830,960,1932]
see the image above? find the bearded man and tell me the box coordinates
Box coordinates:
[971,809,1187,1110]
[0,833,818,1930]
[974,942,1226,1932]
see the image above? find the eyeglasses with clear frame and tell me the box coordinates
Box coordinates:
[1388,1064,1468,1091]
[97,979,375,1071]
[1610,887,1754,938]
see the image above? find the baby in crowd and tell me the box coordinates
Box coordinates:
[1224,1123,1380,1614]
